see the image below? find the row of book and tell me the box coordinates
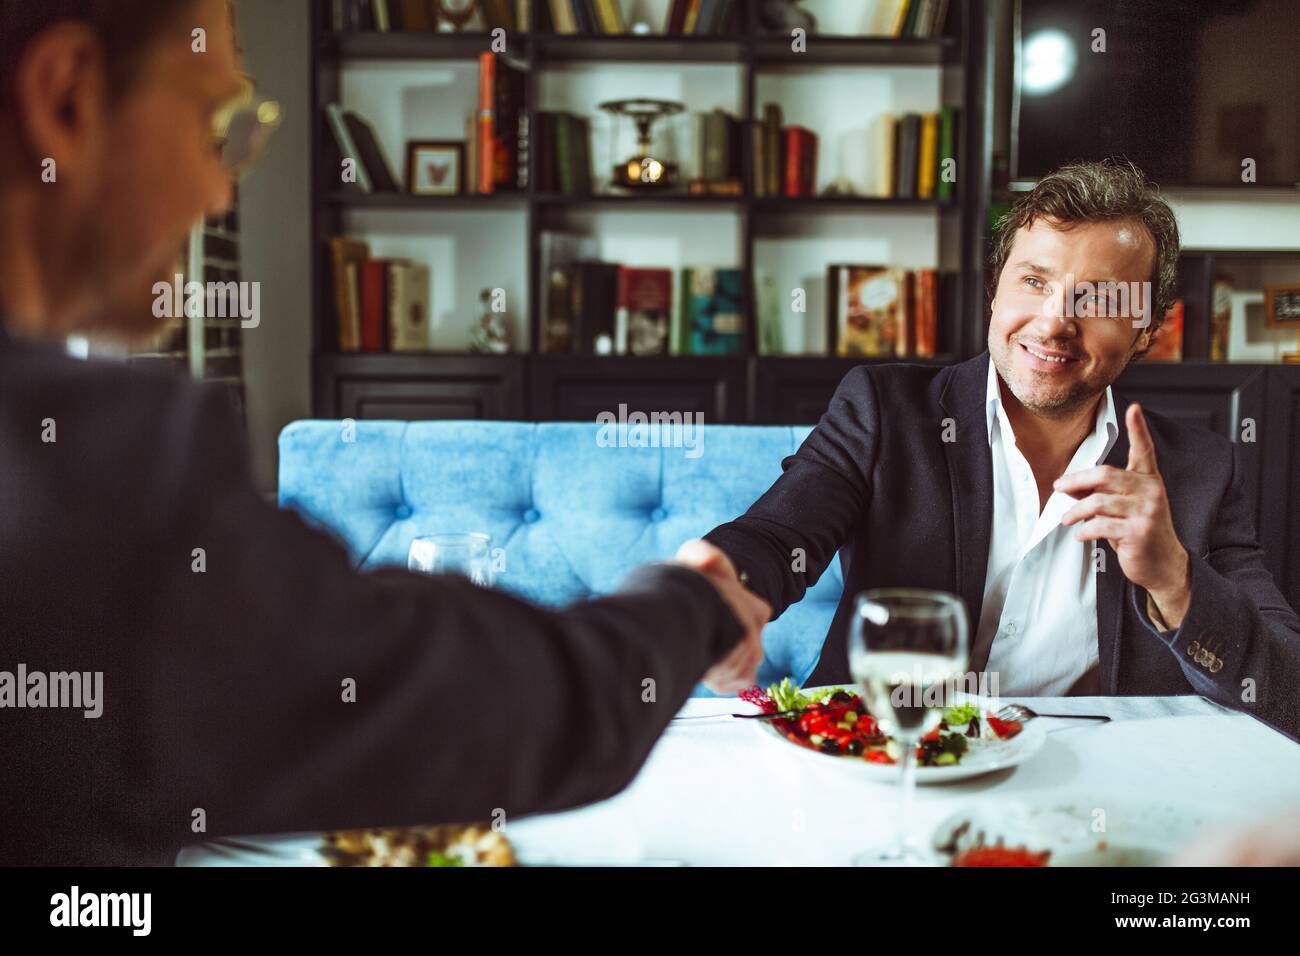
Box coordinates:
[892,0,951,38]
[889,109,958,200]
[753,104,959,199]
[326,0,948,39]
[534,112,593,195]
[663,0,736,35]
[475,53,528,193]
[828,266,941,358]
[329,238,433,352]
[540,234,743,354]
[753,105,818,197]
[328,0,525,32]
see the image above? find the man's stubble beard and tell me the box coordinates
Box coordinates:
[990,339,1114,422]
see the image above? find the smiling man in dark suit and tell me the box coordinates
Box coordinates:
[706,159,1300,736]
[0,0,770,865]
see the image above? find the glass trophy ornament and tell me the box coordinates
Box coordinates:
[599,99,685,192]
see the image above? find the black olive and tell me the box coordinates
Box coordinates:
[819,737,841,754]
[845,738,865,755]
[831,691,853,703]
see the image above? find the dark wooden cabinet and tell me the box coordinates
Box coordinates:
[1115,362,1267,525]
[314,354,525,420]
[1262,365,1300,611]
[529,355,747,423]
[750,357,863,424]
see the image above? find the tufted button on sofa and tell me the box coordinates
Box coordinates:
[278,421,844,694]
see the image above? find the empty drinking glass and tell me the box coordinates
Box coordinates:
[407,532,494,587]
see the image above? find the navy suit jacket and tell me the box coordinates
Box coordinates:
[0,324,742,864]
[706,352,1300,738]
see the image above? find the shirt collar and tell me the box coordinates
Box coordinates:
[985,357,1119,464]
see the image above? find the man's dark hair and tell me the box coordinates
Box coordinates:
[0,0,198,103]
[988,157,1181,349]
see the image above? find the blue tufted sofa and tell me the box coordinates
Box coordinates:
[277,421,843,694]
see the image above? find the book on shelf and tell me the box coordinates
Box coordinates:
[895,113,920,199]
[547,0,579,34]
[664,0,736,35]
[330,0,521,32]
[828,264,939,358]
[329,238,433,352]
[917,113,938,198]
[885,109,957,199]
[893,0,950,38]
[782,126,818,197]
[681,267,744,355]
[695,109,742,181]
[1146,299,1185,362]
[758,103,783,197]
[325,105,401,193]
[535,111,592,195]
[329,238,369,351]
[480,0,517,31]
[539,232,584,352]
[574,261,621,354]
[389,262,433,351]
[936,105,956,200]
[593,0,626,33]
[399,0,435,31]
[617,267,673,355]
[476,53,527,194]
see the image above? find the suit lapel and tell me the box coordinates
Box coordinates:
[940,353,996,670]
[1095,391,1131,694]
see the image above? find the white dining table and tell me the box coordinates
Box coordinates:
[178,694,1300,867]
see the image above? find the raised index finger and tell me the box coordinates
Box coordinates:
[1125,403,1159,475]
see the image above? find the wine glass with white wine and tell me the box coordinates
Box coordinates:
[848,588,969,866]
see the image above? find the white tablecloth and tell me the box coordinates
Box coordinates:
[178,695,1300,867]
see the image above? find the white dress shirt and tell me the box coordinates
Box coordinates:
[978,361,1119,696]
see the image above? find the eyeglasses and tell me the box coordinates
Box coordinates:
[212,75,281,179]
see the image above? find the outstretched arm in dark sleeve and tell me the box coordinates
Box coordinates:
[704,365,879,617]
[133,385,745,858]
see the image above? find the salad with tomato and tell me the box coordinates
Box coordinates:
[741,680,1022,767]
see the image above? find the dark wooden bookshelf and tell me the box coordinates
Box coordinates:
[309,0,992,423]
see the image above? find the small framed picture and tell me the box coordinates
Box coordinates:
[406,140,464,196]
[1265,285,1300,329]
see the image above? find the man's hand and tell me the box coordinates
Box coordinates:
[1057,403,1192,628]
[674,539,771,695]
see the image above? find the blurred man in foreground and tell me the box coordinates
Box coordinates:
[0,0,769,865]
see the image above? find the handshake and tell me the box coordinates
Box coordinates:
[673,539,772,695]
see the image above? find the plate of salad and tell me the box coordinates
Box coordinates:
[742,680,1046,784]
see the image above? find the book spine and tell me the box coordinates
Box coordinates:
[675,268,693,355]
[918,112,938,199]
[694,0,718,35]
[683,0,702,34]
[667,0,688,34]
[783,127,801,197]
[937,107,955,200]
[762,104,783,197]
[516,111,530,190]
[360,258,387,351]
[802,129,817,196]
[477,53,496,194]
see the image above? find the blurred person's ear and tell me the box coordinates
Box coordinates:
[12,22,109,183]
